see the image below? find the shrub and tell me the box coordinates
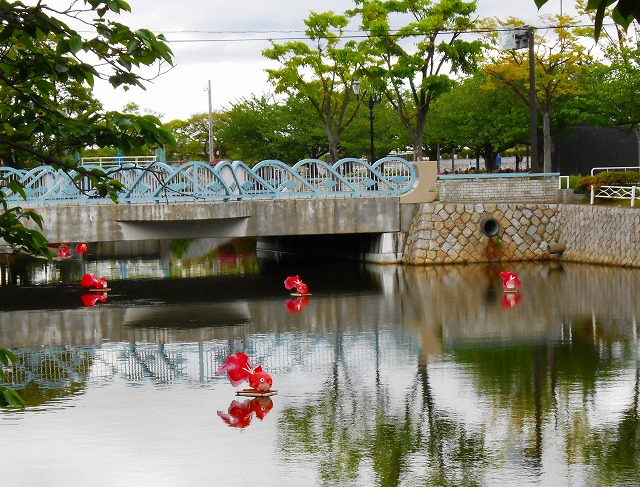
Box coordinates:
[573,175,594,194]
[592,170,640,189]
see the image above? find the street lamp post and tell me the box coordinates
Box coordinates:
[207,80,214,163]
[367,93,382,164]
[353,79,382,163]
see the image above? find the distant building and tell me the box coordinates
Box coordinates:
[552,125,640,175]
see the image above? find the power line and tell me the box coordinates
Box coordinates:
[161,22,607,43]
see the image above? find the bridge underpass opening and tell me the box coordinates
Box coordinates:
[256,233,403,264]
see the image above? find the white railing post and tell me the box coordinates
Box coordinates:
[558,175,569,189]
[590,185,594,205]
[632,185,636,207]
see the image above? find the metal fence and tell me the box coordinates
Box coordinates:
[590,166,640,206]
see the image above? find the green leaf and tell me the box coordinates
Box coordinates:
[6,181,27,200]
[69,35,84,53]
[2,389,26,408]
[0,348,15,366]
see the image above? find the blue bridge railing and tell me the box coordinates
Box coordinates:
[0,157,416,205]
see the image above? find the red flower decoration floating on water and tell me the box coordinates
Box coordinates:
[499,271,521,293]
[215,352,274,393]
[284,275,309,295]
[57,243,70,259]
[80,273,108,290]
[75,243,88,255]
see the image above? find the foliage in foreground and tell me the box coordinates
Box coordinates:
[0,0,178,408]
[535,0,640,39]
[0,348,24,407]
[0,0,176,257]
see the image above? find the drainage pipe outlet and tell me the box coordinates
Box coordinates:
[479,215,500,237]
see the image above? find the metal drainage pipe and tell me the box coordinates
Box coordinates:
[479,215,500,237]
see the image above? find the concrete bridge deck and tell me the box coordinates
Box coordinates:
[30,197,408,243]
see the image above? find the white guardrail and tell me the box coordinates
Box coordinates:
[590,185,639,206]
[558,175,570,189]
[589,166,640,207]
[80,156,157,167]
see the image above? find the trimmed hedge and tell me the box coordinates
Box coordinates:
[573,171,640,194]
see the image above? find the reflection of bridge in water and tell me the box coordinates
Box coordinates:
[3,263,639,392]
[3,331,420,390]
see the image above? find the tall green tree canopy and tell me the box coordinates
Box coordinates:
[164,113,219,162]
[426,74,528,172]
[262,11,363,163]
[482,15,592,172]
[215,94,328,164]
[349,0,484,161]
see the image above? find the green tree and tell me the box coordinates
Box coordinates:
[217,94,328,164]
[216,95,287,164]
[556,2,640,128]
[164,112,225,162]
[349,0,483,161]
[483,15,592,172]
[0,0,176,257]
[263,11,363,163]
[341,98,411,160]
[426,74,529,172]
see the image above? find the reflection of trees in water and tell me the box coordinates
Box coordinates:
[450,314,639,482]
[1,347,92,408]
[417,361,488,486]
[586,364,640,485]
[274,312,639,485]
[275,329,487,486]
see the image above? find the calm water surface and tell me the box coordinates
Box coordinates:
[0,251,638,487]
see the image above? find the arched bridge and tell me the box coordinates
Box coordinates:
[0,157,425,249]
[1,157,415,204]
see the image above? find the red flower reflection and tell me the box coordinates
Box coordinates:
[217,397,274,429]
[285,296,309,313]
[80,292,108,307]
[500,292,521,309]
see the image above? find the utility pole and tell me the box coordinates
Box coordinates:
[527,27,538,172]
[207,80,214,162]
[500,26,538,171]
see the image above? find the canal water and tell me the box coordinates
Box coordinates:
[0,243,638,487]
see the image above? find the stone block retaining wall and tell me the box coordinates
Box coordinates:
[403,203,640,267]
[555,205,640,267]
[403,203,560,265]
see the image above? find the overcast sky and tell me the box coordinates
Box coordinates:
[90,0,578,122]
